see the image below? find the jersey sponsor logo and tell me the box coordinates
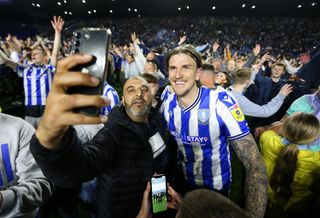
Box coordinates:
[229,104,245,122]
[198,109,210,125]
[221,95,234,105]
[170,131,208,145]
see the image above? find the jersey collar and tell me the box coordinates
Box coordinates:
[178,87,202,112]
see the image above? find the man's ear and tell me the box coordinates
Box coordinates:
[195,68,203,81]
[122,96,124,105]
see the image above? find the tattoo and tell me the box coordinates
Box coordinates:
[230,134,268,218]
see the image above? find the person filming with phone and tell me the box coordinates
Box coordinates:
[29,53,173,218]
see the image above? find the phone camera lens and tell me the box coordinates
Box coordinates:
[76,32,81,39]
[75,40,81,47]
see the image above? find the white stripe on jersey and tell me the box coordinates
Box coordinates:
[188,104,204,187]
[101,83,120,116]
[208,91,224,189]
[18,64,55,106]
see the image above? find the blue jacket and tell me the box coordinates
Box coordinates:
[254,69,287,105]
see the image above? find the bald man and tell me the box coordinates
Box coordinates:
[30,54,170,218]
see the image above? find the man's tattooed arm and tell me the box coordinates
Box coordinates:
[230,133,268,218]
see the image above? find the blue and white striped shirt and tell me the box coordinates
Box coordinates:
[161,86,250,191]
[16,64,55,106]
[160,85,173,102]
[101,83,120,116]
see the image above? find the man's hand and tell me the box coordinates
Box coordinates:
[178,35,187,45]
[167,186,182,210]
[5,33,12,42]
[51,16,64,66]
[253,44,261,56]
[131,32,138,43]
[254,126,266,138]
[51,16,65,33]
[259,52,271,65]
[279,84,293,96]
[212,42,219,52]
[35,54,109,150]
[36,35,43,43]
[136,183,152,218]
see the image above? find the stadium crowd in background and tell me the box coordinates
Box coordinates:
[0,14,319,218]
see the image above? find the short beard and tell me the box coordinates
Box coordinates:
[124,103,150,117]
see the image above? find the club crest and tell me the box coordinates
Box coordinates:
[198,109,210,125]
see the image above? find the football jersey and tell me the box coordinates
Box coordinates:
[162,86,250,191]
[101,83,120,116]
[160,85,173,102]
[16,63,55,106]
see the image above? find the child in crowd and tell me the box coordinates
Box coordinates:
[260,112,320,215]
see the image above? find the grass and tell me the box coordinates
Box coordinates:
[152,196,168,213]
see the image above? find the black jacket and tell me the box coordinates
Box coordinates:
[31,106,172,218]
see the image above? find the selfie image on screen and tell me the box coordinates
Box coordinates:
[151,176,167,213]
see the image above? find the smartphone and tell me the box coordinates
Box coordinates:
[150,174,168,214]
[68,28,112,116]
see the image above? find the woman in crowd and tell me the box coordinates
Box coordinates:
[259,112,320,215]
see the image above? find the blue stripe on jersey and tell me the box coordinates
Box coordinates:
[161,86,171,102]
[181,110,196,187]
[27,69,32,106]
[216,112,231,191]
[198,88,213,189]
[16,65,24,72]
[168,95,177,137]
[36,67,42,105]
[106,105,112,113]
[101,84,120,115]
[1,143,14,183]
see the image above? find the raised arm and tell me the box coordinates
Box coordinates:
[112,44,123,58]
[131,32,146,72]
[230,134,268,218]
[5,34,20,53]
[251,52,271,82]
[237,84,292,117]
[212,41,220,59]
[243,44,260,68]
[0,48,18,71]
[50,16,64,67]
[30,35,43,50]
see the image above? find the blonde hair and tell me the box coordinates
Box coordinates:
[283,112,319,145]
[231,68,252,85]
[270,113,319,204]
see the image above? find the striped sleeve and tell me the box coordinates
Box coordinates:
[16,64,28,77]
[101,84,120,116]
[216,91,250,140]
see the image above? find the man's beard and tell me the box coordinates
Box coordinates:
[124,102,150,117]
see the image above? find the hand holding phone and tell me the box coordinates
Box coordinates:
[150,174,168,214]
[68,28,111,116]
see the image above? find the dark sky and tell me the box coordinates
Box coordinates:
[0,0,319,22]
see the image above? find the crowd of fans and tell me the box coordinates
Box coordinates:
[62,17,320,56]
[0,15,319,218]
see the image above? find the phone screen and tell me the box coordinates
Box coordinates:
[151,175,167,213]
